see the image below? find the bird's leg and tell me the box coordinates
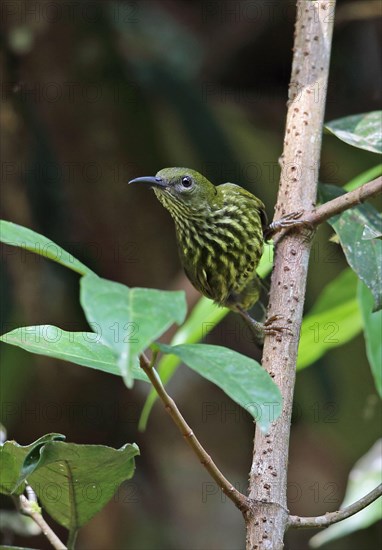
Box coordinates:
[237,307,292,347]
[237,307,266,347]
[264,210,309,240]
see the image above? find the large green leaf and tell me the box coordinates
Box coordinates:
[0,434,65,495]
[80,275,187,388]
[27,441,139,532]
[156,343,282,432]
[319,184,382,311]
[310,440,382,547]
[0,220,93,276]
[0,326,149,383]
[358,282,382,398]
[139,243,274,430]
[297,269,363,370]
[325,111,382,154]
[0,435,139,538]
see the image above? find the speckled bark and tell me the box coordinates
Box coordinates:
[245,2,336,548]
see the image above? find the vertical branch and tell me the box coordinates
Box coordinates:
[245,1,336,548]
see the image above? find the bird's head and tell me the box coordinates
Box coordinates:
[129,167,217,214]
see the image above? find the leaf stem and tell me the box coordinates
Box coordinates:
[67,528,78,550]
[289,483,382,529]
[139,353,249,513]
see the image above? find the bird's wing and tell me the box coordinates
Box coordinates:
[218,183,267,231]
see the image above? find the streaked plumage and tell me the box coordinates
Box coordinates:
[129,167,266,313]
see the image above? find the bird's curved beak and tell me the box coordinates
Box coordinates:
[128,176,167,189]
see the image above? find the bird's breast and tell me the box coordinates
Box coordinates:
[173,210,263,307]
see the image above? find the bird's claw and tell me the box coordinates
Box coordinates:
[237,308,293,347]
[263,315,293,338]
[265,210,308,239]
[279,210,305,225]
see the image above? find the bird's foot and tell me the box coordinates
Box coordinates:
[265,210,310,240]
[237,309,292,347]
[263,314,293,340]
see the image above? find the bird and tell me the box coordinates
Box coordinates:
[129,167,285,345]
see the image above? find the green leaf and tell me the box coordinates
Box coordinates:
[0,434,65,495]
[309,268,358,316]
[0,326,149,383]
[310,440,382,547]
[325,111,382,154]
[362,225,382,240]
[0,220,93,276]
[26,441,139,531]
[156,343,282,432]
[297,269,363,370]
[80,275,187,388]
[0,436,139,536]
[343,164,382,193]
[358,282,382,398]
[319,184,382,311]
[138,242,274,430]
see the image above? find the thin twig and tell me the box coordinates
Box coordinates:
[305,176,382,225]
[139,353,250,513]
[19,494,67,550]
[268,176,382,238]
[289,483,382,529]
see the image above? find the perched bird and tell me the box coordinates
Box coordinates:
[129,167,283,344]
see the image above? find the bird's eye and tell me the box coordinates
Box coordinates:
[181,176,193,188]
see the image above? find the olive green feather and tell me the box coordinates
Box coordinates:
[129,167,266,312]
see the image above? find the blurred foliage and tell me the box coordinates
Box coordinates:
[1,1,381,549]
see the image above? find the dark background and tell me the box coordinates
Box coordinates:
[1,1,381,548]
